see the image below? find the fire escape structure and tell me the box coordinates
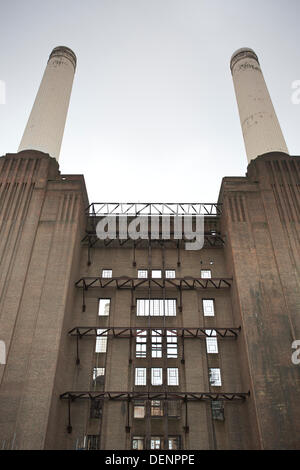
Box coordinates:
[60,202,249,450]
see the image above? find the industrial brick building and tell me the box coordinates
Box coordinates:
[0,46,299,450]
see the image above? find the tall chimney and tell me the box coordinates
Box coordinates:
[18,46,76,161]
[230,47,288,163]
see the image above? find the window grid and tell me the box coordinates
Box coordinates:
[165,270,176,278]
[151,368,163,386]
[84,435,100,450]
[138,270,148,278]
[102,269,112,278]
[132,435,181,450]
[137,299,176,317]
[95,329,107,353]
[168,401,181,418]
[135,368,146,386]
[167,368,179,386]
[136,330,147,358]
[167,329,178,358]
[151,330,162,358]
[206,329,218,354]
[202,299,215,317]
[201,269,211,279]
[151,437,161,450]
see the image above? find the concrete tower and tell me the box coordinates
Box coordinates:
[230,47,288,163]
[18,46,76,161]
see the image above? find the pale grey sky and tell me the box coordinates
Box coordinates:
[0,0,299,203]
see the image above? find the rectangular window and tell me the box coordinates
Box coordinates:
[136,330,147,358]
[209,368,222,386]
[133,401,145,419]
[151,400,164,417]
[168,436,181,450]
[211,401,225,421]
[135,368,146,386]
[90,399,103,419]
[202,299,215,317]
[201,269,211,279]
[164,299,176,316]
[151,270,162,278]
[206,329,218,353]
[167,330,178,358]
[98,298,110,316]
[136,299,176,317]
[151,368,163,386]
[138,270,148,278]
[165,270,176,278]
[132,436,144,450]
[168,401,181,418]
[95,329,108,353]
[167,368,179,386]
[151,437,161,450]
[102,269,112,278]
[84,435,100,450]
[151,329,162,358]
[92,367,105,386]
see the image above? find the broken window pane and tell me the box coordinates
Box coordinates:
[211,400,225,421]
[151,400,164,417]
[209,368,222,386]
[92,367,105,386]
[132,436,144,450]
[98,298,110,316]
[90,399,103,419]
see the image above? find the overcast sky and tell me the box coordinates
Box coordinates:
[0,0,299,203]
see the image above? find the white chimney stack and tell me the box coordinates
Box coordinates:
[18,46,76,161]
[230,47,288,163]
